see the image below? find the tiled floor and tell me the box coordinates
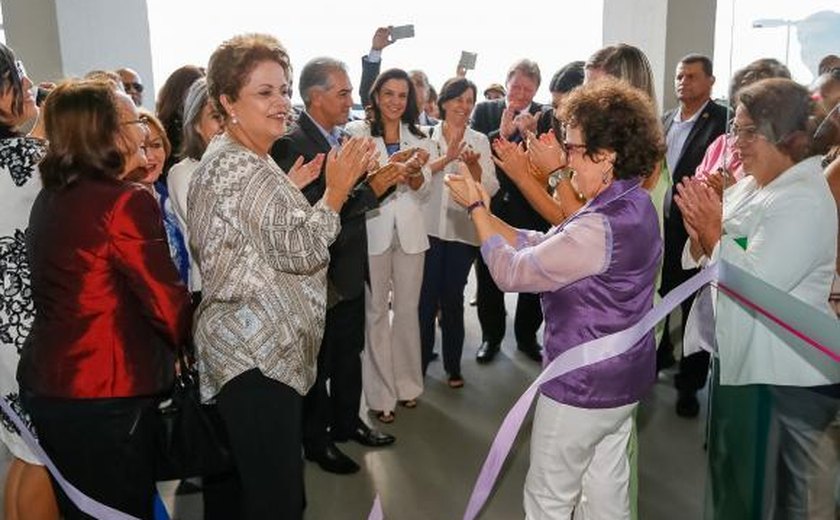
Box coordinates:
[1,277,708,519]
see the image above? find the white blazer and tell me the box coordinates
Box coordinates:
[344,120,433,256]
[686,156,840,387]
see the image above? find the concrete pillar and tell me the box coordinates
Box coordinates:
[603,0,718,114]
[1,0,155,109]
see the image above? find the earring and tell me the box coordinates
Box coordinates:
[230,113,239,125]
[601,164,614,184]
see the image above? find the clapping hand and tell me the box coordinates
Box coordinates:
[702,168,735,199]
[674,177,722,257]
[514,112,538,136]
[325,137,376,200]
[445,127,467,164]
[500,107,517,140]
[388,147,417,165]
[456,143,482,181]
[367,163,405,196]
[526,130,566,185]
[403,148,430,190]
[445,163,490,210]
[286,153,324,189]
[492,138,532,184]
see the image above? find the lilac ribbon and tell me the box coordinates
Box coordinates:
[462,263,720,520]
[368,494,384,520]
[0,398,142,520]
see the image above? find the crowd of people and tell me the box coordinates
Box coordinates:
[1,22,839,520]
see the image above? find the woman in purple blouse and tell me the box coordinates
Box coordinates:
[446,78,664,519]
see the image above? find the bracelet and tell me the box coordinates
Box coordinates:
[549,167,572,181]
[466,200,485,214]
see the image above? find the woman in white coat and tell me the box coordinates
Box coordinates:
[345,68,432,423]
[676,78,840,519]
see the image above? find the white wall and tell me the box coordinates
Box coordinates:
[603,0,717,113]
[602,0,669,112]
[2,0,155,109]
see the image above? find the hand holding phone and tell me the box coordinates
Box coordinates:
[458,51,477,71]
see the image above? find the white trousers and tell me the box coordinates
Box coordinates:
[524,395,637,520]
[363,240,425,413]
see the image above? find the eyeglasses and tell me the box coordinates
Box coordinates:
[727,123,764,144]
[122,115,150,128]
[123,82,144,94]
[562,141,587,155]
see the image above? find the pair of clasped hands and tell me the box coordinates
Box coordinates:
[445,128,572,211]
[286,136,430,201]
[674,174,723,260]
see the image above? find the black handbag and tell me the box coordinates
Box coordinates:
[156,353,233,480]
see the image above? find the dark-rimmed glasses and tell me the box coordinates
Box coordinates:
[562,141,587,155]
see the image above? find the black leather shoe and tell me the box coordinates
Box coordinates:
[676,390,700,418]
[347,422,395,447]
[304,443,360,474]
[517,342,542,363]
[476,341,500,363]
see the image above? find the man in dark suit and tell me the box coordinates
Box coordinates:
[660,54,728,417]
[271,57,402,474]
[470,59,548,364]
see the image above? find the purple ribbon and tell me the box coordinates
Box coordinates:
[368,494,384,520]
[0,397,142,520]
[462,263,720,520]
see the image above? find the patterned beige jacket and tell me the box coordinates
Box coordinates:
[188,134,340,400]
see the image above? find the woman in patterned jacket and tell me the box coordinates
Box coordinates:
[189,33,374,519]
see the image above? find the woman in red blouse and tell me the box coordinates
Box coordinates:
[17,80,191,520]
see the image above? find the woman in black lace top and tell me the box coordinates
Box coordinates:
[0,42,58,520]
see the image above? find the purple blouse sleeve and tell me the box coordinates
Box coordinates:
[480,213,609,293]
[515,229,546,250]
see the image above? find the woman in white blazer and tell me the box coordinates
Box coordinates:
[345,68,433,422]
[419,77,499,387]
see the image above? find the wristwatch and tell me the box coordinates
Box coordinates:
[548,168,573,189]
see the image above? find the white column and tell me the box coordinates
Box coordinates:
[603,0,718,114]
[1,0,155,109]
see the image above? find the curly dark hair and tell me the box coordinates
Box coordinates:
[39,80,126,189]
[207,33,290,121]
[558,77,664,180]
[366,68,426,139]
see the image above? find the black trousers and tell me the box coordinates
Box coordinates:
[660,250,709,392]
[418,236,477,375]
[204,368,304,520]
[303,295,365,447]
[475,253,543,346]
[23,393,160,520]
